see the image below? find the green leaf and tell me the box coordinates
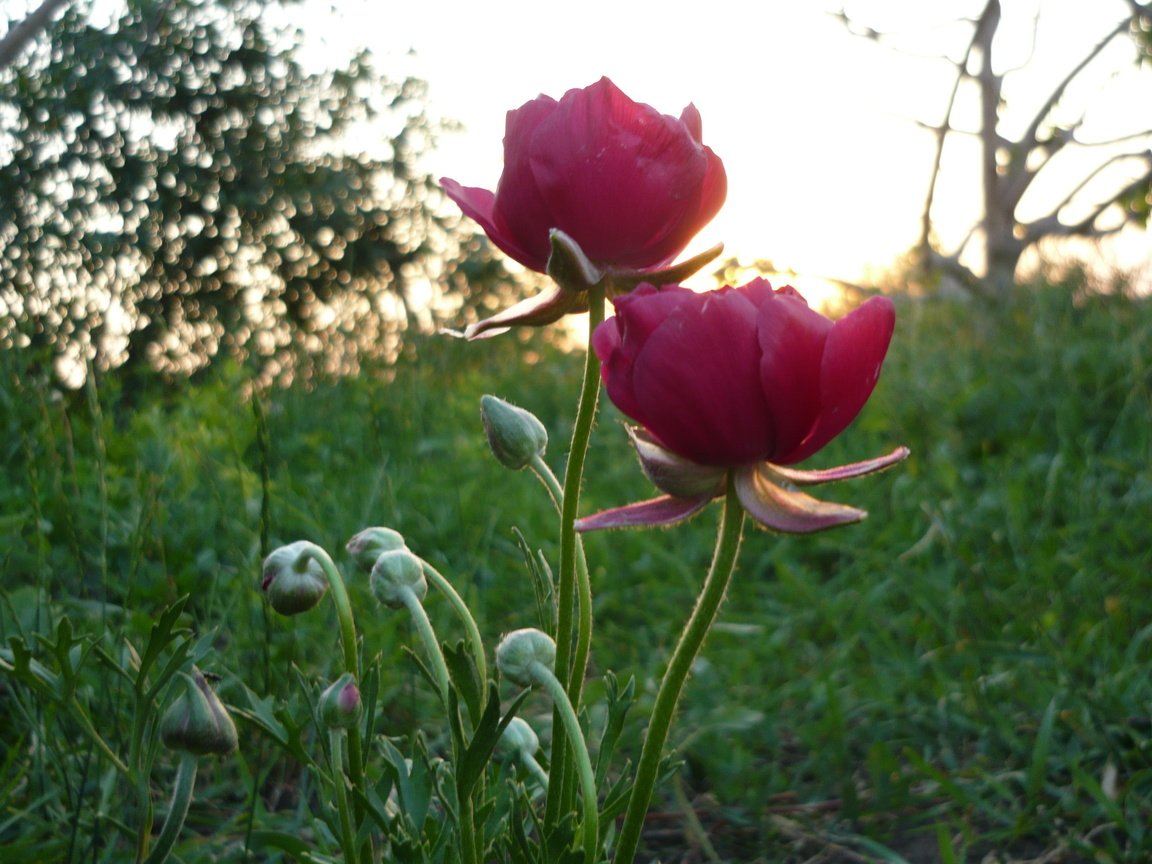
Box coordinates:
[443,639,483,725]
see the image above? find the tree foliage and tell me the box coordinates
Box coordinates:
[841,0,1152,296]
[0,0,507,386]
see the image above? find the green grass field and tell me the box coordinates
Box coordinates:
[3,275,1151,862]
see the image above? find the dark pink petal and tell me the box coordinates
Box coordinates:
[679,103,703,142]
[488,95,562,270]
[778,296,896,465]
[528,78,719,269]
[626,287,775,465]
[767,446,910,486]
[734,464,867,533]
[755,283,831,460]
[575,494,713,532]
[440,179,545,272]
[593,284,700,422]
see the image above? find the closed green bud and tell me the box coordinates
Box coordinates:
[161,669,238,757]
[261,541,329,616]
[495,628,556,688]
[370,548,427,608]
[319,673,362,729]
[481,395,547,470]
[346,527,408,573]
[497,716,541,759]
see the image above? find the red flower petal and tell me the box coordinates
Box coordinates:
[767,446,910,486]
[626,287,775,465]
[778,295,896,465]
[575,494,713,532]
[754,283,830,461]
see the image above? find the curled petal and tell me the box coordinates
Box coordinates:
[576,494,713,532]
[451,285,586,340]
[767,446,910,486]
[734,463,868,534]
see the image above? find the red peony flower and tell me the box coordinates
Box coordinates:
[442,77,726,274]
[579,279,908,533]
[441,78,726,339]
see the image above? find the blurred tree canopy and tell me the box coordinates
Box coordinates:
[0,0,519,387]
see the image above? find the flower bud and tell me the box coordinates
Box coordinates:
[160,669,238,756]
[346,527,408,573]
[481,395,548,470]
[497,716,541,760]
[319,673,362,729]
[495,628,556,688]
[261,541,329,615]
[370,548,427,608]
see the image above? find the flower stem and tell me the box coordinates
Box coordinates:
[546,285,604,826]
[611,475,745,864]
[399,585,451,707]
[420,559,488,711]
[530,661,600,863]
[529,453,593,704]
[143,753,197,864]
[300,543,370,860]
[328,731,359,864]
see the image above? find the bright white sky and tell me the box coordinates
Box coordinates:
[302,0,1151,295]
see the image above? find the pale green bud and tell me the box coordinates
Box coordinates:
[480,395,548,470]
[346,527,408,573]
[495,628,556,688]
[160,669,239,757]
[497,716,541,760]
[261,541,329,616]
[370,548,427,608]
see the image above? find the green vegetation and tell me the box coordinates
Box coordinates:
[3,274,1151,862]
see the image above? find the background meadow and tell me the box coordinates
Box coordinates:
[4,272,1151,862]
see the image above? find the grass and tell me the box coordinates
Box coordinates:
[2,274,1151,862]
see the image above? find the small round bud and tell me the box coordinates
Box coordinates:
[480,395,548,470]
[497,716,541,760]
[319,673,362,730]
[161,669,239,757]
[495,628,556,688]
[370,548,427,609]
[346,527,408,573]
[261,541,329,616]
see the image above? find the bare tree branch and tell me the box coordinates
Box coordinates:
[919,10,981,270]
[0,0,71,71]
[1018,16,1131,154]
[1024,158,1152,242]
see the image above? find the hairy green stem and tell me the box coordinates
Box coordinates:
[528,454,593,703]
[546,286,604,826]
[143,753,197,864]
[611,476,745,864]
[328,731,359,864]
[399,585,451,707]
[420,560,488,709]
[300,543,370,860]
[530,661,600,863]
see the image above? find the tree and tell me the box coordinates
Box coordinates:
[841,0,1152,296]
[0,0,492,386]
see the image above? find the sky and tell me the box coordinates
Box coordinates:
[301,0,1151,296]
